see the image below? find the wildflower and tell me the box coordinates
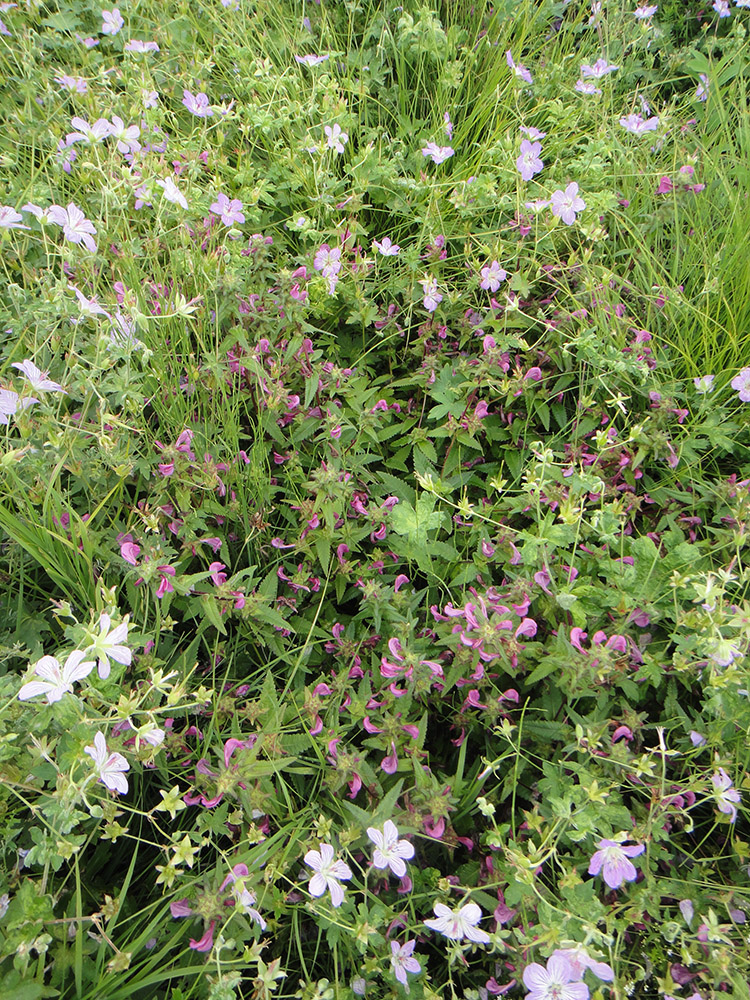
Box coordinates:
[84,731,129,794]
[634,4,658,17]
[47,203,98,252]
[304,843,353,907]
[156,177,188,209]
[421,142,454,164]
[714,0,731,14]
[18,651,95,703]
[101,8,124,34]
[210,192,245,227]
[142,88,159,108]
[443,111,453,139]
[295,53,329,66]
[575,80,601,95]
[419,274,442,312]
[390,940,421,992]
[520,126,546,139]
[0,206,29,230]
[69,284,111,320]
[222,864,267,929]
[690,731,707,747]
[551,946,613,982]
[580,58,619,78]
[182,90,212,117]
[325,123,348,153]
[109,116,141,154]
[423,901,490,943]
[522,954,589,1000]
[124,39,159,52]
[479,260,507,292]
[731,366,750,401]
[712,768,741,822]
[85,612,132,680]
[516,139,543,181]
[0,389,37,424]
[367,820,415,877]
[66,116,113,144]
[373,236,400,256]
[313,244,342,280]
[11,360,65,393]
[619,113,660,135]
[693,375,715,393]
[54,74,88,92]
[506,50,533,84]
[588,836,645,888]
[656,176,673,194]
[549,183,586,225]
[696,74,709,102]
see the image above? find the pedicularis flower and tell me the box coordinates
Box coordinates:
[304,843,352,907]
[366,820,414,877]
[588,836,645,888]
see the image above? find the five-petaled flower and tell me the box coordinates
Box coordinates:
[423,900,490,943]
[480,260,507,292]
[156,177,188,210]
[522,954,590,1000]
[101,8,124,35]
[18,650,95,703]
[373,236,400,256]
[421,142,454,164]
[712,768,741,822]
[183,90,212,117]
[390,940,421,992]
[588,836,645,888]
[0,206,29,229]
[367,820,415,877]
[85,612,132,680]
[84,731,130,794]
[550,183,586,225]
[324,123,348,154]
[304,842,352,907]
[11,359,66,393]
[619,113,660,135]
[47,202,98,251]
[210,193,246,227]
[420,274,442,312]
[516,139,544,181]
[731,367,750,402]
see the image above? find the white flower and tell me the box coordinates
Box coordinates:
[304,843,352,907]
[66,116,113,145]
[0,206,29,229]
[156,177,188,209]
[47,203,98,252]
[84,731,129,794]
[85,612,132,680]
[423,901,490,943]
[18,650,95,704]
[11,359,66,393]
[0,388,37,424]
[367,820,414,877]
[234,884,267,929]
[69,284,111,321]
[324,123,348,154]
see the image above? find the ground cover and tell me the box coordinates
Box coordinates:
[1,1,750,998]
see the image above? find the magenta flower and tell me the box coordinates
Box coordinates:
[516,139,544,181]
[479,261,507,292]
[182,90,213,117]
[390,940,421,991]
[588,837,645,888]
[549,183,586,225]
[421,142,454,164]
[210,193,245,226]
[523,954,589,1000]
[101,8,123,34]
[47,203,97,252]
[731,367,750,401]
[419,274,442,312]
[712,768,741,822]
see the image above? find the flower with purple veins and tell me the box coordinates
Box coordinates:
[506,50,533,83]
[694,374,715,393]
[424,901,490,943]
[84,731,129,794]
[324,123,348,153]
[125,39,159,52]
[109,116,141,154]
[576,80,601,95]
[549,183,586,225]
[551,945,613,982]
[304,843,352,907]
[101,8,124,34]
[479,260,507,292]
[295,53,329,66]
[210,193,245,226]
[523,954,589,1000]
[588,836,645,889]
[182,90,212,117]
[731,366,750,401]
[419,274,442,312]
[373,236,400,255]
[47,202,97,251]
[0,206,29,229]
[66,116,113,145]
[367,820,415,877]
[11,360,65,392]
[712,768,741,822]
[18,651,94,703]
[580,58,619,78]
[516,139,544,181]
[390,940,421,992]
[421,142,454,164]
[634,4,658,18]
[619,113,660,135]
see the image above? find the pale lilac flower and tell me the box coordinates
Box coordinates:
[421,142,454,164]
[156,177,188,209]
[85,612,132,680]
[77,35,99,48]
[516,139,543,181]
[0,206,29,230]
[367,820,415,877]
[694,375,715,393]
[696,74,709,102]
[47,203,98,252]
[22,203,54,223]
[443,111,453,139]
[55,73,88,93]
[589,1,602,23]
[551,946,613,982]
[575,80,601,95]
[680,898,695,925]
[222,865,267,928]
[520,126,546,140]
[580,58,619,78]
[0,16,9,35]
[124,39,159,52]
[736,0,750,7]
[210,193,245,226]
[480,260,507,292]
[712,768,741,822]
[419,274,442,312]
[690,731,707,747]
[390,940,421,992]
[84,731,129,794]
[313,244,342,280]
[109,116,141,154]
[69,284,111,320]
[304,843,352,907]
[0,389,37,424]
[550,183,586,225]
[110,311,141,350]
[714,0,731,14]
[101,8,124,34]
[424,901,490,943]
[373,236,400,256]
[325,123,348,153]
[588,837,645,888]
[295,53,330,66]
[11,360,65,393]
[506,50,533,84]
[221,0,239,8]
[634,4,658,18]
[731,366,750,401]
[523,954,589,1000]
[142,89,159,108]
[18,651,95,704]
[66,116,113,144]
[182,90,212,117]
[620,113,660,135]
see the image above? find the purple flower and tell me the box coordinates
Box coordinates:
[696,74,709,102]
[55,74,88,93]
[619,113,660,135]
[110,116,141,154]
[506,50,533,84]
[523,954,589,1000]
[443,111,453,139]
[421,142,454,164]
[390,940,421,991]
[66,116,113,145]
[588,837,645,889]
[479,260,507,292]
[694,375,715,393]
[124,39,159,52]
[373,236,400,256]
[210,192,245,226]
[11,360,64,392]
[714,0,731,14]
[47,202,97,252]
[575,80,601,95]
[731,367,750,401]
[516,139,543,181]
[101,8,123,35]
[634,4,658,18]
[520,126,546,140]
[295,53,329,66]
[712,768,741,822]
[313,244,341,279]
[419,274,442,312]
[551,946,613,982]
[183,90,212,117]
[549,183,586,225]
[580,58,619,78]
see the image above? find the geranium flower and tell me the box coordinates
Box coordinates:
[156,177,188,209]
[588,836,645,888]
[101,8,123,34]
[421,142,454,164]
[66,116,113,144]
[84,731,129,794]
[295,53,330,66]
[0,206,29,229]
[324,123,348,153]
[419,274,442,312]
[731,366,750,401]
[210,193,245,226]
[69,284,111,321]
[182,90,212,117]
[304,843,352,907]
[423,901,490,943]
[109,116,141,154]
[549,183,586,225]
[0,388,37,424]
[85,612,132,680]
[551,945,613,982]
[480,260,507,292]
[11,360,65,393]
[516,139,543,181]
[47,202,98,252]
[523,954,589,1000]
[125,39,159,52]
[634,4,658,18]
[714,0,731,14]
[696,74,709,102]
[367,820,415,877]
[580,58,619,78]
[55,73,88,92]
[390,940,421,991]
[373,236,400,256]
[712,768,741,822]
[575,80,601,95]
[619,113,660,135]
[506,49,533,83]
[18,650,95,703]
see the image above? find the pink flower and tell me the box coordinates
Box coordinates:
[210,193,245,226]
[731,367,750,402]
[373,236,400,256]
[390,940,421,991]
[367,820,415,877]
[549,183,586,225]
[588,837,644,888]
[516,139,543,181]
[209,561,227,585]
[421,142,454,164]
[656,176,673,194]
[120,540,141,564]
[47,202,97,251]
[712,768,741,822]
[419,274,442,312]
[182,90,213,117]
[84,731,129,794]
[522,954,589,1000]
